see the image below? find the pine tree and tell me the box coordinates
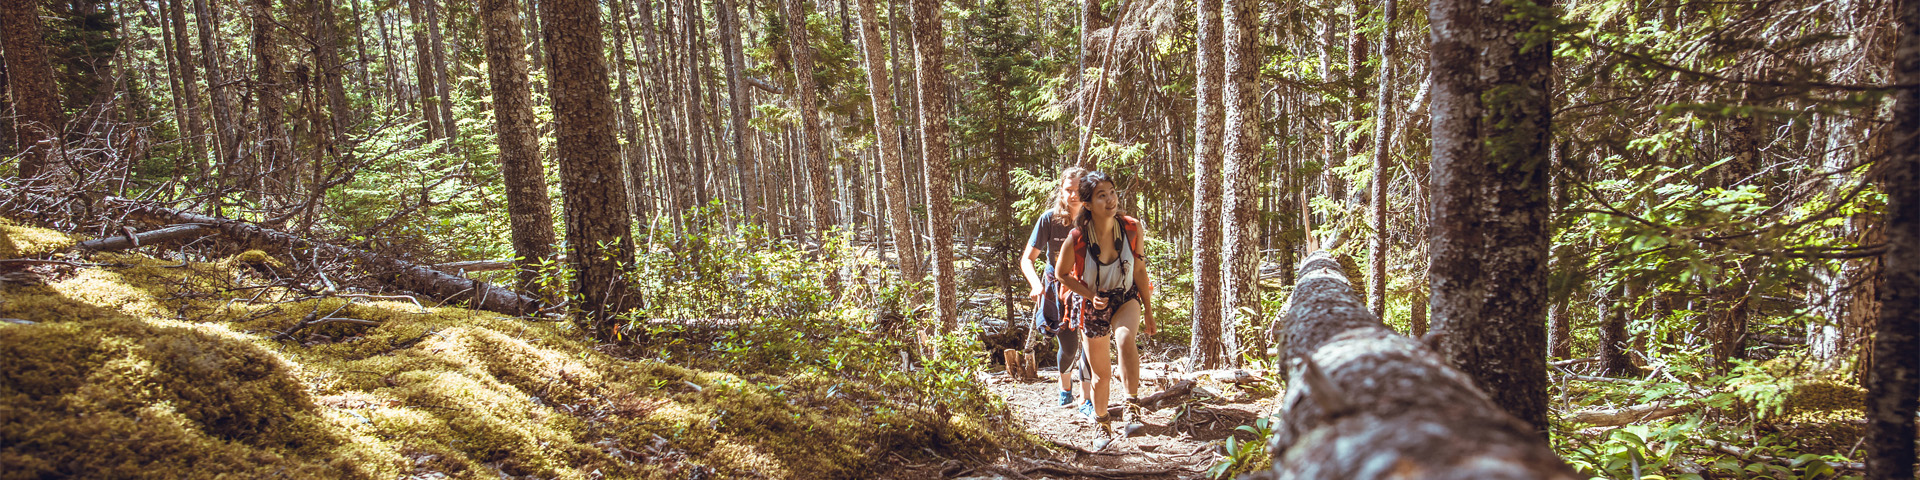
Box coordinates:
[1188,0,1227,369]
[1428,0,1553,435]
[543,0,636,340]
[480,0,558,296]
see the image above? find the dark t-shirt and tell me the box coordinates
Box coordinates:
[1027,210,1074,272]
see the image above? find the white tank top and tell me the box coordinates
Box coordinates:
[1079,225,1135,292]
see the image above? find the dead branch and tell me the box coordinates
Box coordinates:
[82,195,541,315]
[1562,401,1696,427]
[71,224,214,252]
[1129,379,1195,412]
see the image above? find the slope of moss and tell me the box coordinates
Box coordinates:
[0,222,1018,479]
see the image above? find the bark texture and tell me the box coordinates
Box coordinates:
[192,0,237,170]
[717,0,759,222]
[407,0,443,140]
[1427,0,1554,434]
[1217,0,1261,364]
[480,0,559,293]
[785,0,839,237]
[1255,252,1579,480]
[1188,0,1227,369]
[1867,1,1920,476]
[167,0,208,173]
[911,0,958,331]
[1367,0,1398,319]
[251,0,290,194]
[3,0,66,184]
[543,0,636,340]
[855,0,922,283]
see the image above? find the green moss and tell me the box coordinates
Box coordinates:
[0,220,1025,479]
[0,222,76,258]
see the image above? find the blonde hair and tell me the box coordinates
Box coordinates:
[1049,166,1090,224]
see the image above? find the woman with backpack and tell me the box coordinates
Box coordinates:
[1023,167,1093,409]
[1054,171,1156,422]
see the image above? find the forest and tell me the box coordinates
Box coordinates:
[1,0,1917,477]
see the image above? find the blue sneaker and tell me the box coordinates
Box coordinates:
[1078,400,1096,420]
[1056,390,1075,407]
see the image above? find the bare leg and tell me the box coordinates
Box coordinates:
[1085,331,1113,418]
[1111,301,1144,398]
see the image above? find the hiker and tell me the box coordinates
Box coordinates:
[1054,171,1156,422]
[1024,167,1093,409]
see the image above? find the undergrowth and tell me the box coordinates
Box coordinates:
[0,216,1023,479]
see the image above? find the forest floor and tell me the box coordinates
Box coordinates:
[889,343,1282,480]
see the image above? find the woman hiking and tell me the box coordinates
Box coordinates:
[1023,167,1093,409]
[1054,171,1156,422]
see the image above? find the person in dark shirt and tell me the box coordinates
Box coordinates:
[1023,167,1091,408]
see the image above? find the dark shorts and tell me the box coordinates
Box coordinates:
[1073,288,1140,338]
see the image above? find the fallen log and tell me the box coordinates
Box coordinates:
[1562,400,1694,427]
[1250,251,1579,479]
[99,197,541,315]
[71,224,216,252]
[431,259,514,273]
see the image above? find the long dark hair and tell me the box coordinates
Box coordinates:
[1074,171,1128,268]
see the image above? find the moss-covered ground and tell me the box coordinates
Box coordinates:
[0,220,1027,479]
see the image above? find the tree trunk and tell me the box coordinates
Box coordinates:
[543,0,636,341]
[167,0,209,176]
[251,0,291,197]
[407,0,444,141]
[313,0,354,165]
[635,0,686,226]
[911,0,958,332]
[1427,0,1554,435]
[1367,0,1397,319]
[785,0,840,240]
[1188,0,1227,369]
[1341,0,1369,207]
[481,0,559,294]
[1259,252,1579,479]
[1,0,65,186]
[424,0,458,145]
[856,0,922,283]
[685,0,713,208]
[717,0,759,223]
[1867,1,1920,477]
[192,0,238,177]
[376,0,403,111]
[608,0,643,221]
[1217,0,1261,364]
[1598,283,1639,377]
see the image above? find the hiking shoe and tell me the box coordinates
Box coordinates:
[1077,400,1097,420]
[1055,390,1075,407]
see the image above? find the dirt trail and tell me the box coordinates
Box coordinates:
[925,360,1282,480]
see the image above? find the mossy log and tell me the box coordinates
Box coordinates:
[96,197,541,315]
[1250,251,1578,480]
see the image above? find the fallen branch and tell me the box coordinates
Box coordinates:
[71,224,214,252]
[102,196,541,315]
[1701,439,1864,471]
[1562,373,1639,385]
[1129,379,1195,412]
[1562,400,1695,427]
[431,259,514,273]
[1021,463,1179,479]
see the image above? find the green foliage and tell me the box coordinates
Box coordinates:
[1207,414,1277,479]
